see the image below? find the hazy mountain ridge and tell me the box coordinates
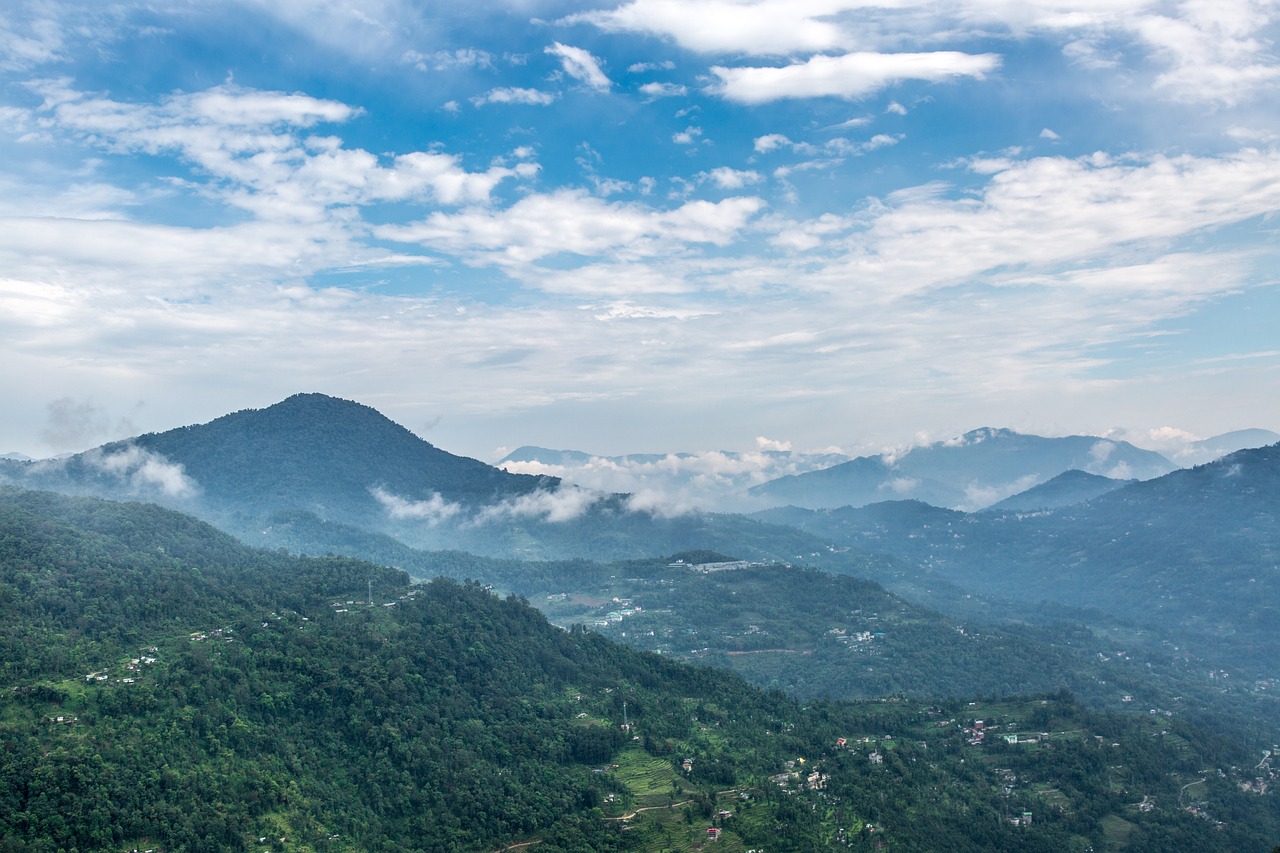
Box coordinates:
[755,443,1280,672]
[987,469,1135,512]
[1175,428,1280,466]
[749,427,1177,511]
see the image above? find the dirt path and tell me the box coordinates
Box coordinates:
[604,799,693,821]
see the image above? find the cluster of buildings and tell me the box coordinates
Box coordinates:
[85,646,161,687]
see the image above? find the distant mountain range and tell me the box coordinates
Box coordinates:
[755,442,1280,672]
[496,426,1280,513]
[748,427,1177,510]
[1175,428,1280,465]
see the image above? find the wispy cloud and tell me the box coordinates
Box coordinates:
[71,444,199,498]
[472,87,559,106]
[638,81,687,99]
[402,48,494,71]
[545,42,612,91]
[374,189,765,268]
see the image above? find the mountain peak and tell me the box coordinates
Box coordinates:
[954,427,1020,444]
[125,393,556,520]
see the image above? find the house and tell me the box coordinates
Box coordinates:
[706,827,721,840]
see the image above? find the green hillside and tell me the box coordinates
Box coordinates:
[4,488,1280,852]
[216,506,1280,747]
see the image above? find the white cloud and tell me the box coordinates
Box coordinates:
[0,8,65,71]
[821,149,1280,302]
[886,101,908,115]
[371,487,464,524]
[83,444,199,498]
[711,51,1002,103]
[754,133,793,153]
[374,189,765,267]
[826,115,873,130]
[672,126,703,144]
[475,486,604,523]
[566,0,852,56]
[472,87,558,106]
[638,81,688,99]
[573,0,1280,105]
[401,47,495,71]
[500,444,850,513]
[767,212,854,251]
[701,167,762,189]
[628,60,676,73]
[546,42,612,91]
[1133,0,1280,105]
[959,474,1039,510]
[860,133,902,152]
[24,81,532,223]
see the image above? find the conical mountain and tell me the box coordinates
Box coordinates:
[986,469,1133,512]
[137,393,556,519]
[14,393,555,524]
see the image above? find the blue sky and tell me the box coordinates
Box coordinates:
[2,0,1279,465]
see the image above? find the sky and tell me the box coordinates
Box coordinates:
[2,0,1279,466]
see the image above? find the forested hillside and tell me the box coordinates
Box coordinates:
[4,487,1280,852]
[214,505,1280,747]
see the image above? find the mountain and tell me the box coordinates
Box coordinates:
[1175,428,1280,466]
[749,427,1176,510]
[4,393,557,524]
[5,486,1280,852]
[754,444,1280,672]
[986,469,1134,512]
[134,392,558,519]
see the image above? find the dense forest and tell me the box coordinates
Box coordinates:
[3,487,1280,851]
[236,512,1280,750]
